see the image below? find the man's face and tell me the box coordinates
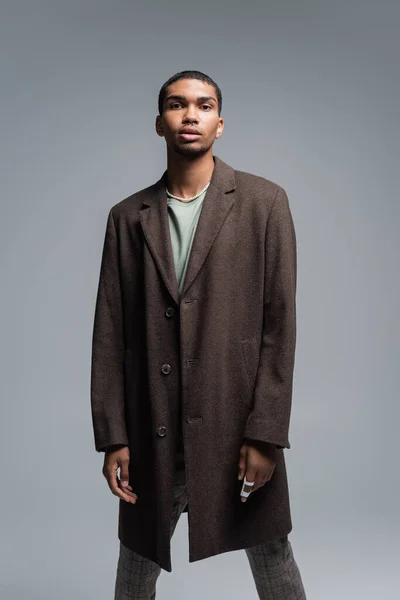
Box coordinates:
[156,78,224,158]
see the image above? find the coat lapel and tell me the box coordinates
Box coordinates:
[138,155,236,304]
[139,176,180,304]
[181,156,236,297]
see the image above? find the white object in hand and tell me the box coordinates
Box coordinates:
[240,476,255,498]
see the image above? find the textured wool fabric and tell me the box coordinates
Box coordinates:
[113,468,306,599]
[90,155,298,572]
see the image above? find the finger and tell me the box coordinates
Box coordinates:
[116,457,138,500]
[119,457,130,488]
[105,466,137,503]
[262,466,274,483]
[238,447,247,480]
[117,478,137,494]
[112,478,137,503]
[259,475,268,487]
[117,478,138,500]
[240,467,257,502]
[256,469,273,489]
[124,486,139,500]
[111,480,135,502]
[252,472,264,493]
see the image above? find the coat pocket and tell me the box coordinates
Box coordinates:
[240,336,259,400]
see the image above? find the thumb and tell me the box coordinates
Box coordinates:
[119,457,130,488]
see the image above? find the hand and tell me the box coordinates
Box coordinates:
[102,446,138,504]
[238,440,276,502]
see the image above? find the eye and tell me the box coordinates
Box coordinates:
[201,105,212,110]
[170,102,182,109]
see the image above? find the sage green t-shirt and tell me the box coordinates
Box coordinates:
[166,182,210,296]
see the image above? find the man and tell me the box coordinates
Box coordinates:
[90,69,307,599]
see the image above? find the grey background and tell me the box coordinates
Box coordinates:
[1,1,399,598]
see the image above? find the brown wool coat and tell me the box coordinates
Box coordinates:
[90,154,297,572]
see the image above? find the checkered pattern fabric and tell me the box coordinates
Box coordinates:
[245,535,306,599]
[114,468,306,599]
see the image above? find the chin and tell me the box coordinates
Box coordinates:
[171,142,212,158]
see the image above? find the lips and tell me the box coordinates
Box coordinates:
[179,128,201,134]
[178,132,201,141]
[178,127,200,142]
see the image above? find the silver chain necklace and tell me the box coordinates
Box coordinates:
[166,180,210,202]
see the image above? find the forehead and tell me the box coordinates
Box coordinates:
[164,78,217,101]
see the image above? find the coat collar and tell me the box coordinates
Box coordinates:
[139,154,236,305]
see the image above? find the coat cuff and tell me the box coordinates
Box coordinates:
[94,432,129,453]
[243,416,290,449]
[244,438,281,450]
[101,443,129,454]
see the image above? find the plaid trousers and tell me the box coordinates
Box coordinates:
[114,467,307,600]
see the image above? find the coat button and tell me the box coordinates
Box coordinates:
[161,363,171,375]
[157,426,167,437]
[165,307,175,318]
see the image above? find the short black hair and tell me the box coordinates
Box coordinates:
[158,70,222,116]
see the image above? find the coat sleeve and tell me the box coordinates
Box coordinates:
[90,208,129,453]
[243,186,297,450]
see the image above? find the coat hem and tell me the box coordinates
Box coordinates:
[188,521,293,564]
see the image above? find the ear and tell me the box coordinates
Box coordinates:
[216,118,224,139]
[155,115,164,138]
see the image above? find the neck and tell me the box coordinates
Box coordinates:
[165,149,215,199]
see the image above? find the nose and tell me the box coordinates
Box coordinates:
[183,108,198,123]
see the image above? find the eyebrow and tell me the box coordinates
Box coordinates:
[165,94,217,104]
